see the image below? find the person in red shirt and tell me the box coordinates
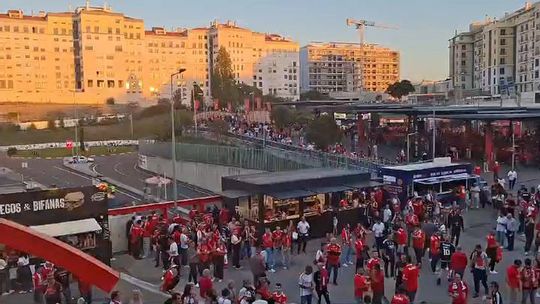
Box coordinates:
[130,220,144,259]
[354,268,369,304]
[405,213,419,248]
[161,264,180,293]
[521,258,538,304]
[354,223,367,241]
[391,287,411,304]
[261,228,274,272]
[402,256,420,303]
[448,272,468,304]
[219,208,230,226]
[326,238,341,285]
[354,237,365,271]
[411,227,425,264]
[395,227,408,256]
[506,259,522,303]
[197,239,211,277]
[282,228,292,270]
[430,233,441,274]
[198,268,213,299]
[271,283,288,304]
[371,263,385,304]
[272,226,284,269]
[366,251,382,272]
[411,198,425,222]
[485,231,499,274]
[450,246,468,279]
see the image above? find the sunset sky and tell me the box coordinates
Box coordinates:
[0,0,532,82]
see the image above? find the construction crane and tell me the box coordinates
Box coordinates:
[346,18,398,45]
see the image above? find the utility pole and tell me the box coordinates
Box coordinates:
[170,68,186,205]
[432,109,436,159]
[129,113,134,139]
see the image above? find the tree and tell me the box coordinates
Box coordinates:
[386,80,415,101]
[271,106,293,129]
[47,119,56,130]
[79,126,86,152]
[172,89,183,108]
[300,90,328,101]
[190,83,204,109]
[174,110,194,137]
[106,97,115,105]
[211,47,239,107]
[305,115,342,150]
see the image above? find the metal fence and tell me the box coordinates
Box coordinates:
[139,140,312,172]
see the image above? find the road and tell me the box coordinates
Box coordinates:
[0,154,141,205]
[92,153,213,199]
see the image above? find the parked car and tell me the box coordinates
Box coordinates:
[68,156,94,163]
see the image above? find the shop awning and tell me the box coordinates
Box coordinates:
[219,190,251,199]
[307,185,351,194]
[343,180,384,189]
[414,173,476,185]
[30,218,102,237]
[268,189,315,200]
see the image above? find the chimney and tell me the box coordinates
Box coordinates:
[85,0,90,10]
[525,1,532,10]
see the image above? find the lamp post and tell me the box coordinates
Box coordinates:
[170,68,186,204]
[432,108,436,159]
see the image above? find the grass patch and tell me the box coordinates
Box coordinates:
[13,145,136,158]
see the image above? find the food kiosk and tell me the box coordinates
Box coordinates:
[0,186,111,265]
[221,168,382,237]
[379,157,478,205]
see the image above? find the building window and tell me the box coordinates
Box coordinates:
[500,39,506,45]
[85,46,93,51]
[107,80,115,88]
[461,60,466,66]
[461,45,466,50]
[536,71,539,79]
[119,80,124,88]
[87,80,93,88]
[500,48,506,55]
[500,67,505,75]
[500,58,506,64]
[536,59,539,67]
[501,29,506,35]
[97,80,104,88]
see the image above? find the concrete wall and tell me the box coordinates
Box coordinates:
[141,154,262,192]
[109,214,132,254]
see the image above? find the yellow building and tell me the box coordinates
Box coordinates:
[300,42,400,94]
[0,5,300,104]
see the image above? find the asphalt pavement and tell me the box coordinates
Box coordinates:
[92,153,213,200]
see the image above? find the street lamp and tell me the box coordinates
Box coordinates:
[170,68,186,204]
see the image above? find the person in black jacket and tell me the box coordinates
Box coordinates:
[126,216,135,255]
[447,209,464,246]
[313,263,331,304]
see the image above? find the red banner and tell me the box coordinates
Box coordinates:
[266,102,271,111]
[213,99,219,111]
[227,102,232,112]
[255,96,262,110]
[194,100,200,111]
[244,98,250,112]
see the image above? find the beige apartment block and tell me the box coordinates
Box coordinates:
[300,42,400,94]
[0,6,299,104]
[449,1,540,103]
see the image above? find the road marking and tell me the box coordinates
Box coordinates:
[113,162,129,177]
[53,166,141,201]
[119,272,168,297]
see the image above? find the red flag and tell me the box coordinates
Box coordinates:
[194,100,200,111]
[244,98,250,112]
[227,102,232,112]
[255,97,262,110]
[213,99,219,111]
[266,102,272,111]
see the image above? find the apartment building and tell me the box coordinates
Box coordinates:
[0,5,299,104]
[449,1,540,102]
[300,42,400,94]
[208,21,299,100]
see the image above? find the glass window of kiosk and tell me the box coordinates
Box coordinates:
[303,194,327,216]
[262,195,300,223]
[341,190,364,209]
[58,232,97,251]
[238,196,258,222]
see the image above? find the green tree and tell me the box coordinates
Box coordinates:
[79,126,86,152]
[211,47,239,107]
[305,115,342,150]
[174,110,194,137]
[300,90,328,101]
[386,80,415,101]
[172,89,183,108]
[47,119,56,130]
[106,97,115,105]
[271,106,293,129]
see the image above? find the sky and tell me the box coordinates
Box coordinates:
[0,0,533,82]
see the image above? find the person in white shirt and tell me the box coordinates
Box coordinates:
[168,237,179,267]
[383,205,393,226]
[298,265,314,303]
[297,217,310,254]
[372,219,386,254]
[507,169,517,190]
[0,254,7,295]
[495,213,507,247]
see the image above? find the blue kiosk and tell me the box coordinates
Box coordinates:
[379,157,480,204]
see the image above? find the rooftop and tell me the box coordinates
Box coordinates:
[224,168,365,186]
[381,158,464,172]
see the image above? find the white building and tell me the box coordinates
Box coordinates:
[254,52,299,100]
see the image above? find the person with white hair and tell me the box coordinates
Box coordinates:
[128,289,143,304]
